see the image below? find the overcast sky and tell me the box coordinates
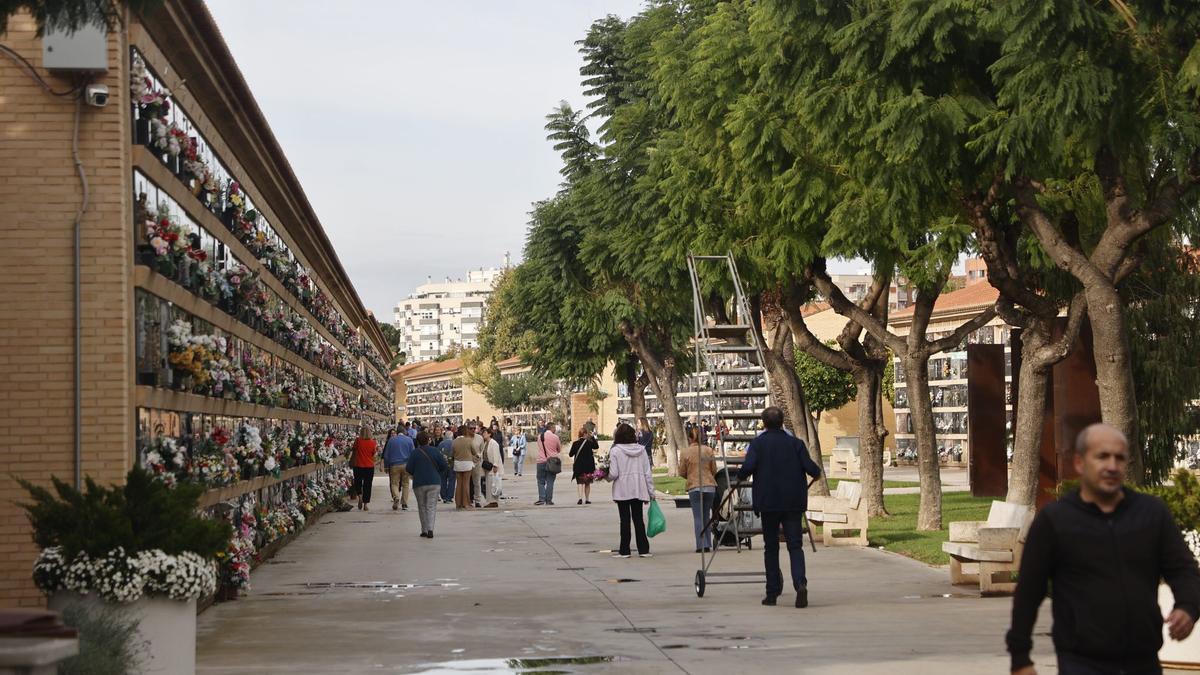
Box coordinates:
[205,0,646,321]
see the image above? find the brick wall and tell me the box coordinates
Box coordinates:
[0,13,132,606]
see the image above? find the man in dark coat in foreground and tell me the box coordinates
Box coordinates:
[737,406,822,608]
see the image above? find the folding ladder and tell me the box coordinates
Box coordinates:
[685,253,773,598]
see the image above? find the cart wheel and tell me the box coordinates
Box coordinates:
[694,570,706,597]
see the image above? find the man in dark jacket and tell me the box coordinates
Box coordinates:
[737,406,822,608]
[1007,423,1200,674]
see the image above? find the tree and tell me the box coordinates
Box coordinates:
[795,344,855,418]
[1,0,159,36]
[791,0,1200,485]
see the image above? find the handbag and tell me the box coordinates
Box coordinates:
[545,455,562,474]
[482,460,494,471]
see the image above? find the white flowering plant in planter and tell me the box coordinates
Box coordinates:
[18,468,231,603]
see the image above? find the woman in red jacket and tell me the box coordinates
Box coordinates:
[351,426,378,511]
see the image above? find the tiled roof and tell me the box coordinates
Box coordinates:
[398,358,464,381]
[892,282,999,318]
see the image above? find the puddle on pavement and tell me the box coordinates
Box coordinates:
[588,550,613,554]
[295,581,461,591]
[604,579,638,584]
[484,548,511,553]
[660,645,688,650]
[901,593,975,600]
[408,656,619,674]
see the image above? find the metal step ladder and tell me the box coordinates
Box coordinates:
[685,253,774,598]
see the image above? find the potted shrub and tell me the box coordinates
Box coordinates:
[19,469,230,674]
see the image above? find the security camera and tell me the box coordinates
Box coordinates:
[84,84,109,107]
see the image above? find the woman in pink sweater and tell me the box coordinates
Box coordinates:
[607,422,657,558]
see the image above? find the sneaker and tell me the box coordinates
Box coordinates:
[611,553,631,558]
[795,586,808,609]
[534,501,545,506]
[638,553,653,558]
[419,532,429,538]
[401,504,409,511]
[547,501,555,505]
[577,499,583,505]
[762,595,778,606]
[585,500,591,504]
[392,500,399,511]
[427,531,434,538]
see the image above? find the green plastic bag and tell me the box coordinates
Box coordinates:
[647,500,666,538]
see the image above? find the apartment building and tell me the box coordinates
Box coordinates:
[392,264,505,362]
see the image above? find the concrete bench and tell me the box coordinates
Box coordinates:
[941,500,1033,596]
[806,481,868,546]
[830,448,859,476]
[830,449,892,476]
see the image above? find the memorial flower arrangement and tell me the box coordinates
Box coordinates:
[142,436,188,487]
[19,469,230,603]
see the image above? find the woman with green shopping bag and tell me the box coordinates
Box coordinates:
[607,422,658,558]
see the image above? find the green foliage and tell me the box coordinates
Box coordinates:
[374,319,400,353]
[795,343,854,415]
[58,600,145,675]
[0,0,161,36]
[1126,239,1200,484]
[484,371,554,411]
[1146,471,1200,532]
[18,469,231,560]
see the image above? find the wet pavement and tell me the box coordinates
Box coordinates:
[196,466,1061,674]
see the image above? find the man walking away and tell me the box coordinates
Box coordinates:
[438,430,456,504]
[1007,423,1200,675]
[535,421,562,505]
[383,427,415,511]
[407,431,448,538]
[737,406,821,608]
[451,425,477,510]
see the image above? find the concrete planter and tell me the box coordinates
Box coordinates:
[50,592,196,674]
[1159,584,1200,667]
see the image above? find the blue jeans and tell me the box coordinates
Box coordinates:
[536,462,556,503]
[760,510,807,596]
[513,452,524,475]
[440,468,456,502]
[688,487,715,550]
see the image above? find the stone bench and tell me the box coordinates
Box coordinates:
[941,500,1033,596]
[806,481,868,546]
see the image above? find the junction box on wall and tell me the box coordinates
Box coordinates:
[42,22,108,73]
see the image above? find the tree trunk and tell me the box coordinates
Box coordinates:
[625,357,649,435]
[805,410,830,497]
[903,354,943,531]
[854,369,889,517]
[759,300,829,496]
[643,367,684,475]
[1008,332,1051,507]
[1085,282,1143,481]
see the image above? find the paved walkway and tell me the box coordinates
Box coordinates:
[197,467,1057,674]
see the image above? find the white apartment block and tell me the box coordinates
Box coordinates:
[393,265,505,362]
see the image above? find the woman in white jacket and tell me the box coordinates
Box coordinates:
[482,427,503,508]
[607,422,657,558]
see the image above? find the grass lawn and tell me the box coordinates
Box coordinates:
[653,475,688,495]
[865,491,995,566]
